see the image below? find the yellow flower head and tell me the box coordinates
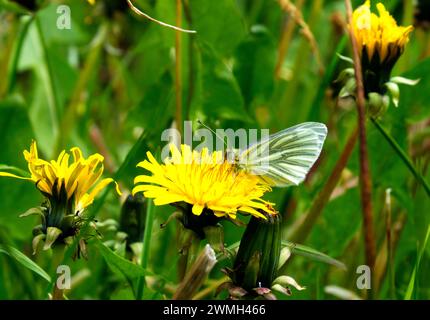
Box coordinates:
[351,1,413,64]
[132,144,276,220]
[0,141,121,214]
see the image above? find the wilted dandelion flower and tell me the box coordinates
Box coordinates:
[133,144,276,226]
[0,141,121,252]
[351,0,413,94]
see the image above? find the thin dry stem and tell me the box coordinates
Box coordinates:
[175,0,183,135]
[127,0,196,34]
[89,124,116,173]
[277,0,324,75]
[344,0,376,271]
[275,0,304,78]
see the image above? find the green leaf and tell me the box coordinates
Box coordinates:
[397,58,430,121]
[96,239,147,280]
[190,0,246,56]
[0,165,29,178]
[221,240,346,270]
[233,26,277,109]
[371,118,430,197]
[126,73,174,140]
[136,199,156,299]
[193,45,251,122]
[282,241,347,271]
[0,245,51,283]
[404,224,430,300]
[0,101,40,239]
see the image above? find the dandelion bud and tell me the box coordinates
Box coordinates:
[367,92,390,118]
[119,194,146,244]
[231,213,282,292]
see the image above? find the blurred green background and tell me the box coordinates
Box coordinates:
[0,0,429,300]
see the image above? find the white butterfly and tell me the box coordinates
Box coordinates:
[233,122,328,187]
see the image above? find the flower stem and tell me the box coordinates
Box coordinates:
[54,23,108,154]
[385,189,395,299]
[175,0,183,135]
[50,245,66,300]
[345,0,376,273]
[183,0,195,120]
[4,15,33,96]
[136,198,155,300]
[275,0,304,79]
[371,118,430,197]
[35,16,61,148]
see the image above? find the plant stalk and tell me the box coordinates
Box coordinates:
[136,199,155,300]
[371,118,430,197]
[345,0,376,274]
[175,0,183,135]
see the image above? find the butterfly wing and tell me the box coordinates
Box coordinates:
[239,122,328,187]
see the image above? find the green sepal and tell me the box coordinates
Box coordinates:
[385,82,400,108]
[63,236,74,246]
[130,242,143,262]
[334,67,355,84]
[203,224,225,253]
[277,247,291,270]
[43,227,63,251]
[339,78,357,98]
[20,206,45,218]
[32,224,44,236]
[367,92,390,117]
[20,207,46,225]
[32,234,46,255]
[390,76,420,86]
[336,53,354,64]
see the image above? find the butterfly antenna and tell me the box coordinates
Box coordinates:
[197,119,228,149]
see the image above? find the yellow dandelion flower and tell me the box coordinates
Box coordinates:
[87,0,95,5]
[132,144,276,220]
[351,1,413,65]
[0,140,121,214]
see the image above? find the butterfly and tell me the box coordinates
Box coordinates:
[231,122,328,187]
[197,120,328,187]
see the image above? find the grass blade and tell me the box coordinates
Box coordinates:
[0,165,30,178]
[371,118,430,197]
[282,240,347,271]
[404,224,430,300]
[136,196,155,299]
[221,240,346,270]
[0,245,51,283]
